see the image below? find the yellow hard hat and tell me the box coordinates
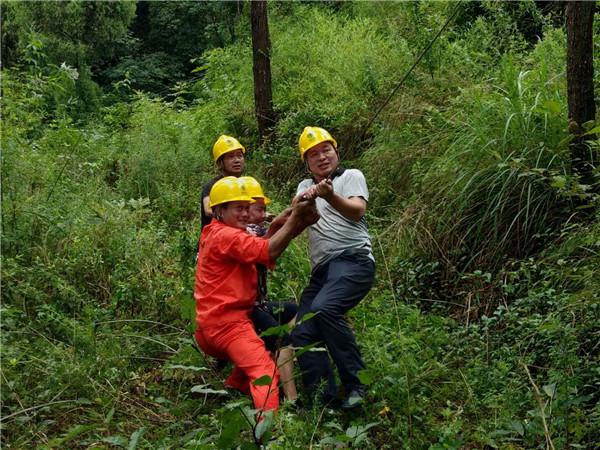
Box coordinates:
[298,126,337,160]
[209,176,254,208]
[212,135,246,162]
[240,176,271,205]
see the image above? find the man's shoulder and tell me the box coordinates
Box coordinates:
[341,168,364,178]
[335,168,366,185]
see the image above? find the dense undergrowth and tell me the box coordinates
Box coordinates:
[2,2,599,449]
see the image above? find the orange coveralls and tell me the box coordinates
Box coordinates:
[194,219,279,411]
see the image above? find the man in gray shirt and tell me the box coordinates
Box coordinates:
[291,126,375,409]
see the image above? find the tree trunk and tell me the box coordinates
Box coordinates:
[250,0,276,144]
[566,1,596,186]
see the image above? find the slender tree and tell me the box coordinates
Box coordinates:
[250,0,276,144]
[566,1,596,186]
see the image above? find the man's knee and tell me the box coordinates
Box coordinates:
[291,321,315,346]
[309,301,340,321]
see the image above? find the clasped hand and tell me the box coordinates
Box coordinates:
[298,178,334,202]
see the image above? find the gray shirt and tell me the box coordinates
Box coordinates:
[297,169,374,270]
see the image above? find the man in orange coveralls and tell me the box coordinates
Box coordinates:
[194,176,318,412]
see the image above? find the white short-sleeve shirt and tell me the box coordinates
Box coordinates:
[297,168,374,269]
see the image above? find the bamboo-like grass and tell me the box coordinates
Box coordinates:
[416,63,572,274]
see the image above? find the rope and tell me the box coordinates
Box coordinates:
[359,2,462,142]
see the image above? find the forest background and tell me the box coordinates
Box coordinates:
[1,1,599,449]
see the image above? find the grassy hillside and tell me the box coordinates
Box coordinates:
[2,2,598,448]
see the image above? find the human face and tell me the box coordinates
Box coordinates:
[220,150,245,176]
[248,198,267,225]
[220,201,250,229]
[305,142,339,181]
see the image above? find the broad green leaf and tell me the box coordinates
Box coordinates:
[507,420,525,436]
[543,383,556,398]
[324,421,344,432]
[191,385,228,395]
[223,399,250,411]
[102,435,128,447]
[254,410,274,441]
[217,410,245,448]
[260,324,290,338]
[347,422,379,445]
[252,375,273,386]
[298,312,318,325]
[128,427,145,450]
[536,100,561,115]
[583,125,600,135]
[357,368,376,385]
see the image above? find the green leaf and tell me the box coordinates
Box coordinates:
[543,383,556,398]
[583,125,600,135]
[104,407,115,424]
[128,427,145,450]
[550,176,566,189]
[217,410,245,448]
[46,424,96,447]
[252,375,273,386]
[254,410,274,441]
[298,312,318,325]
[346,422,379,445]
[293,341,327,359]
[324,420,344,432]
[191,384,228,395]
[507,420,525,436]
[223,399,251,410]
[179,294,195,321]
[260,324,290,338]
[537,100,561,115]
[102,435,128,447]
[191,65,208,73]
[357,368,376,385]
[165,364,207,372]
[320,435,351,445]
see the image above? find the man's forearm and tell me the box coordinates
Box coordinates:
[268,216,300,260]
[268,200,319,259]
[325,194,366,222]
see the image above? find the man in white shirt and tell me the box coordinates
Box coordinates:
[292,126,375,410]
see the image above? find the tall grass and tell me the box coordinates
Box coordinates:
[365,31,575,278]
[424,51,571,269]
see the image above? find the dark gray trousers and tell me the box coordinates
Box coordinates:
[291,252,375,400]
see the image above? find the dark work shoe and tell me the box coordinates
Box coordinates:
[341,389,365,410]
[319,392,342,410]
